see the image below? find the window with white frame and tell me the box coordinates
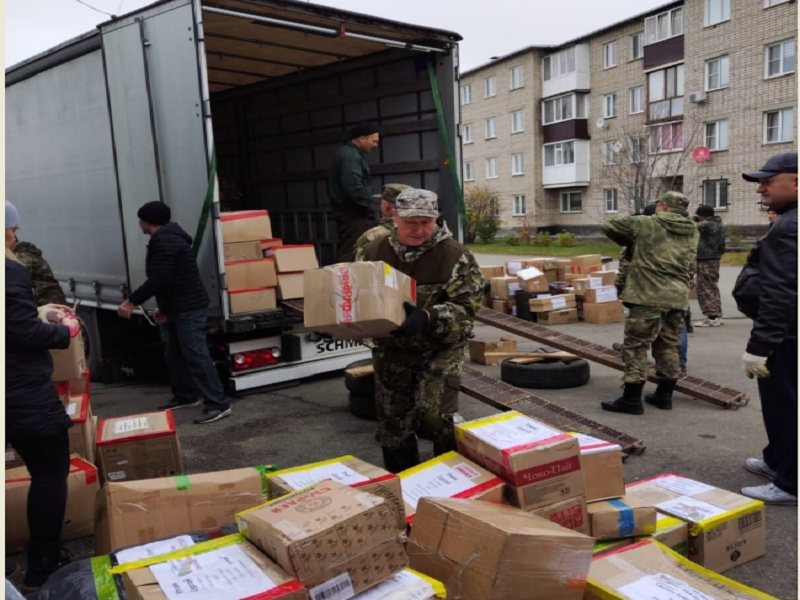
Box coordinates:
[510,66,524,90]
[512,153,525,175]
[603,93,617,118]
[460,84,472,106]
[512,194,526,216]
[765,39,795,78]
[544,141,576,166]
[648,64,684,121]
[705,56,730,91]
[511,110,525,133]
[705,120,729,151]
[650,121,684,153]
[705,0,730,26]
[485,117,497,139]
[631,33,644,60]
[542,93,587,125]
[604,189,618,212]
[703,180,728,210]
[463,123,473,144]
[604,42,618,68]
[542,47,576,81]
[484,76,497,98]
[630,86,645,114]
[766,0,791,6]
[645,7,683,46]
[486,157,498,179]
[764,108,794,143]
[630,137,646,163]
[464,162,475,181]
[603,141,619,165]
[560,191,582,213]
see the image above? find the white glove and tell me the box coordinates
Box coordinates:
[742,352,770,379]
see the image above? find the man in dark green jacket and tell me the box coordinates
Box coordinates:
[692,205,726,328]
[328,123,380,262]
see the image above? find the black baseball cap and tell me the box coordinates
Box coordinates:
[742,151,798,182]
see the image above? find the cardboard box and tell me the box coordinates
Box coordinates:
[596,270,618,286]
[277,272,305,300]
[468,339,517,365]
[237,481,407,594]
[408,497,593,600]
[6,456,98,553]
[585,539,772,600]
[69,367,90,397]
[587,494,657,541]
[689,286,698,300]
[528,294,577,312]
[265,456,405,531]
[537,308,579,325]
[545,268,558,284]
[517,267,550,293]
[592,538,633,556]
[583,301,624,324]
[96,412,183,483]
[399,451,505,525]
[229,288,277,314]
[479,265,505,280]
[638,513,690,556]
[220,210,273,243]
[584,286,619,304]
[490,276,521,300]
[504,260,528,276]
[572,277,603,292]
[571,254,602,268]
[67,394,95,463]
[455,412,583,511]
[526,257,558,271]
[226,258,278,291]
[531,495,590,536]
[491,300,516,316]
[95,466,272,555]
[354,569,446,599]
[48,327,86,382]
[565,272,587,282]
[261,238,283,257]
[274,245,319,273]
[625,474,766,573]
[223,240,263,263]
[569,265,602,275]
[304,262,416,340]
[569,433,625,502]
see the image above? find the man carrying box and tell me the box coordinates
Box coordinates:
[355,189,483,472]
[352,183,410,258]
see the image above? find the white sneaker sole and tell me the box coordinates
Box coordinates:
[745,463,777,480]
[195,409,232,424]
[741,489,797,505]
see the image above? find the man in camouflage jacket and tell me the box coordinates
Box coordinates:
[692,205,726,328]
[355,189,483,472]
[601,192,698,415]
[352,183,410,258]
[14,240,68,306]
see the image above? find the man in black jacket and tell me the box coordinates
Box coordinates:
[734,152,797,505]
[118,202,230,424]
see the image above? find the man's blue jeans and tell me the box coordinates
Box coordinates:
[678,327,688,370]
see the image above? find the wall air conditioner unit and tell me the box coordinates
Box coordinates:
[689,92,707,104]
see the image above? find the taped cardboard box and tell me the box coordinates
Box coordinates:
[95,465,273,555]
[585,539,776,600]
[517,267,549,293]
[38,310,86,382]
[223,240,263,263]
[277,272,305,300]
[587,494,657,541]
[479,266,505,280]
[526,257,558,271]
[592,538,633,556]
[399,451,505,525]
[229,288,277,314]
[261,238,283,257]
[569,265,602,275]
[584,301,624,324]
[572,277,603,292]
[226,258,278,291]
[636,513,690,556]
[455,412,584,511]
[96,411,183,484]
[584,286,619,304]
[220,210,273,243]
[596,270,618,286]
[531,495,590,536]
[537,308,579,325]
[353,569,446,599]
[69,367,90,397]
[274,244,319,273]
[67,393,96,463]
[491,300,516,316]
[528,294,577,312]
[266,456,405,531]
[571,254,602,268]
[504,260,528,276]
[625,473,765,573]
[6,456,98,553]
[304,262,416,340]
[490,276,521,300]
[468,339,517,365]
[569,433,625,502]
[545,268,558,284]
[408,497,593,600]
[237,480,407,595]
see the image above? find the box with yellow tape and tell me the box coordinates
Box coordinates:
[635,513,689,556]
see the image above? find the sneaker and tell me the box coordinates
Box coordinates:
[693,317,723,328]
[745,457,777,480]
[193,408,232,424]
[158,399,202,411]
[740,483,797,505]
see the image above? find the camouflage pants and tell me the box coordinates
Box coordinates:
[623,305,685,383]
[696,260,722,318]
[373,344,463,450]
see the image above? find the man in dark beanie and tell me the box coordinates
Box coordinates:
[117,201,231,424]
[327,122,380,262]
[692,204,726,328]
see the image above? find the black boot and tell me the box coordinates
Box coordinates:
[601,382,645,415]
[433,436,457,457]
[382,438,421,474]
[22,541,70,593]
[645,379,676,410]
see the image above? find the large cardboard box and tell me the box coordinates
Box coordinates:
[638,513,690,556]
[593,538,634,556]
[303,262,416,340]
[237,481,407,595]
[596,270,618,286]
[408,497,593,600]
[587,494,657,541]
[6,456,98,553]
[274,245,319,273]
[585,539,774,600]
[538,308,579,325]
[67,394,96,463]
[491,299,516,315]
[625,473,766,573]
[229,288,277,314]
[490,276,521,300]
[399,452,505,525]
[220,210,273,243]
[570,254,602,268]
[265,456,405,531]
[569,433,625,502]
[468,339,517,365]
[479,265,505,280]
[545,268,558,284]
[504,259,528,276]
[455,412,583,511]
[95,466,272,555]
[517,267,550,293]
[223,240,263,263]
[96,412,183,483]
[277,272,305,300]
[41,317,86,382]
[528,294,577,312]
[584,286,619,304]
[69,367,90,397]
[584,301,624,324]
[531,495,590,536]
[572,277,603,292]
[569,264,602,275]
[226,258,278,290]
[354,570,446,599]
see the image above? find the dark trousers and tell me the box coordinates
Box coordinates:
[334,210,368,263]
[8,431,70,545]
[166,309,228,411]
[757,338,798,495]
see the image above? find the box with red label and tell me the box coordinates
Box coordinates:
[532,495,590,536]
[220,210,273,243]
[277,272,304,300]
[303,262,416,341]
[226,258,278,291]
[569,433,625,502]
[455,412,584,511]
[55,381,71,406]
[274,245,319,273]
[67,394,96,463]
[229,288,277,314]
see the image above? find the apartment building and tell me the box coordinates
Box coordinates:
[460,0,797,235]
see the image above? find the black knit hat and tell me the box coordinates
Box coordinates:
[351,122,379,139]
[695,204,715,217]
[137,201,171,226]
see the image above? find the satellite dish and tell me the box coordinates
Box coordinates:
[611,141,623,152]
[596,118,606,129]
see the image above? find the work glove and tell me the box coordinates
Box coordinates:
[391,302,429,337]
[742,352,770,379]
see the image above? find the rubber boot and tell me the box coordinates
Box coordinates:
[22,541,70,593]
[382,438,421,474]
[645,379,676,410]
[601,382,645,415]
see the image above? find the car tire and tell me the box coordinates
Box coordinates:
[344,359,375,396]
[349,393,377,421]
[500,356,590,389]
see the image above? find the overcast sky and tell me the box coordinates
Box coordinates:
[6,0,669,70]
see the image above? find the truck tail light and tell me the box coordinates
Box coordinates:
[231,347,282,372]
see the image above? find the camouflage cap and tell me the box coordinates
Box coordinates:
[658,191,690,211]
[395,188,439,218]
[372,183,411,203]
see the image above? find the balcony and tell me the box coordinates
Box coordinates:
[543,139,590,189]
[542,44,591,99]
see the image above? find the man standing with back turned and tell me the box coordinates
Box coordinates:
[692,205,726,328]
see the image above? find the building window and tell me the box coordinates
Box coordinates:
[648,64,684,121]
[630,86,645,114]
[510,66,524,90]
[485,158,498,179]
[705,0,730,26]
[604,189,618,213]
[544,141,576,166]
[484,76,497,98]
[560,191,582,213]
[485,117,497,140]
[703,180,728,210]
[705,120,729,151]
[705,56,730,91]
[603,42,618,69]
[464,162,475,182]
[630,137,646,163]
[542,93,587,125]
[512,153,525,175]
[650,122,684,153]
[512,194,526,216]
[463,123,473,144]
[766,0,791,6]
[645,7,683,46]
[603,141,620,165]
[631,33,644,60]
[603,93,617,119]
[460,84,471,106]
[765,39,795,78]
[764,108,794,143]
[543,47,576,81]
[511,110,525,133]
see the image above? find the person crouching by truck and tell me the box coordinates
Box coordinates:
[116,201,231,425]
